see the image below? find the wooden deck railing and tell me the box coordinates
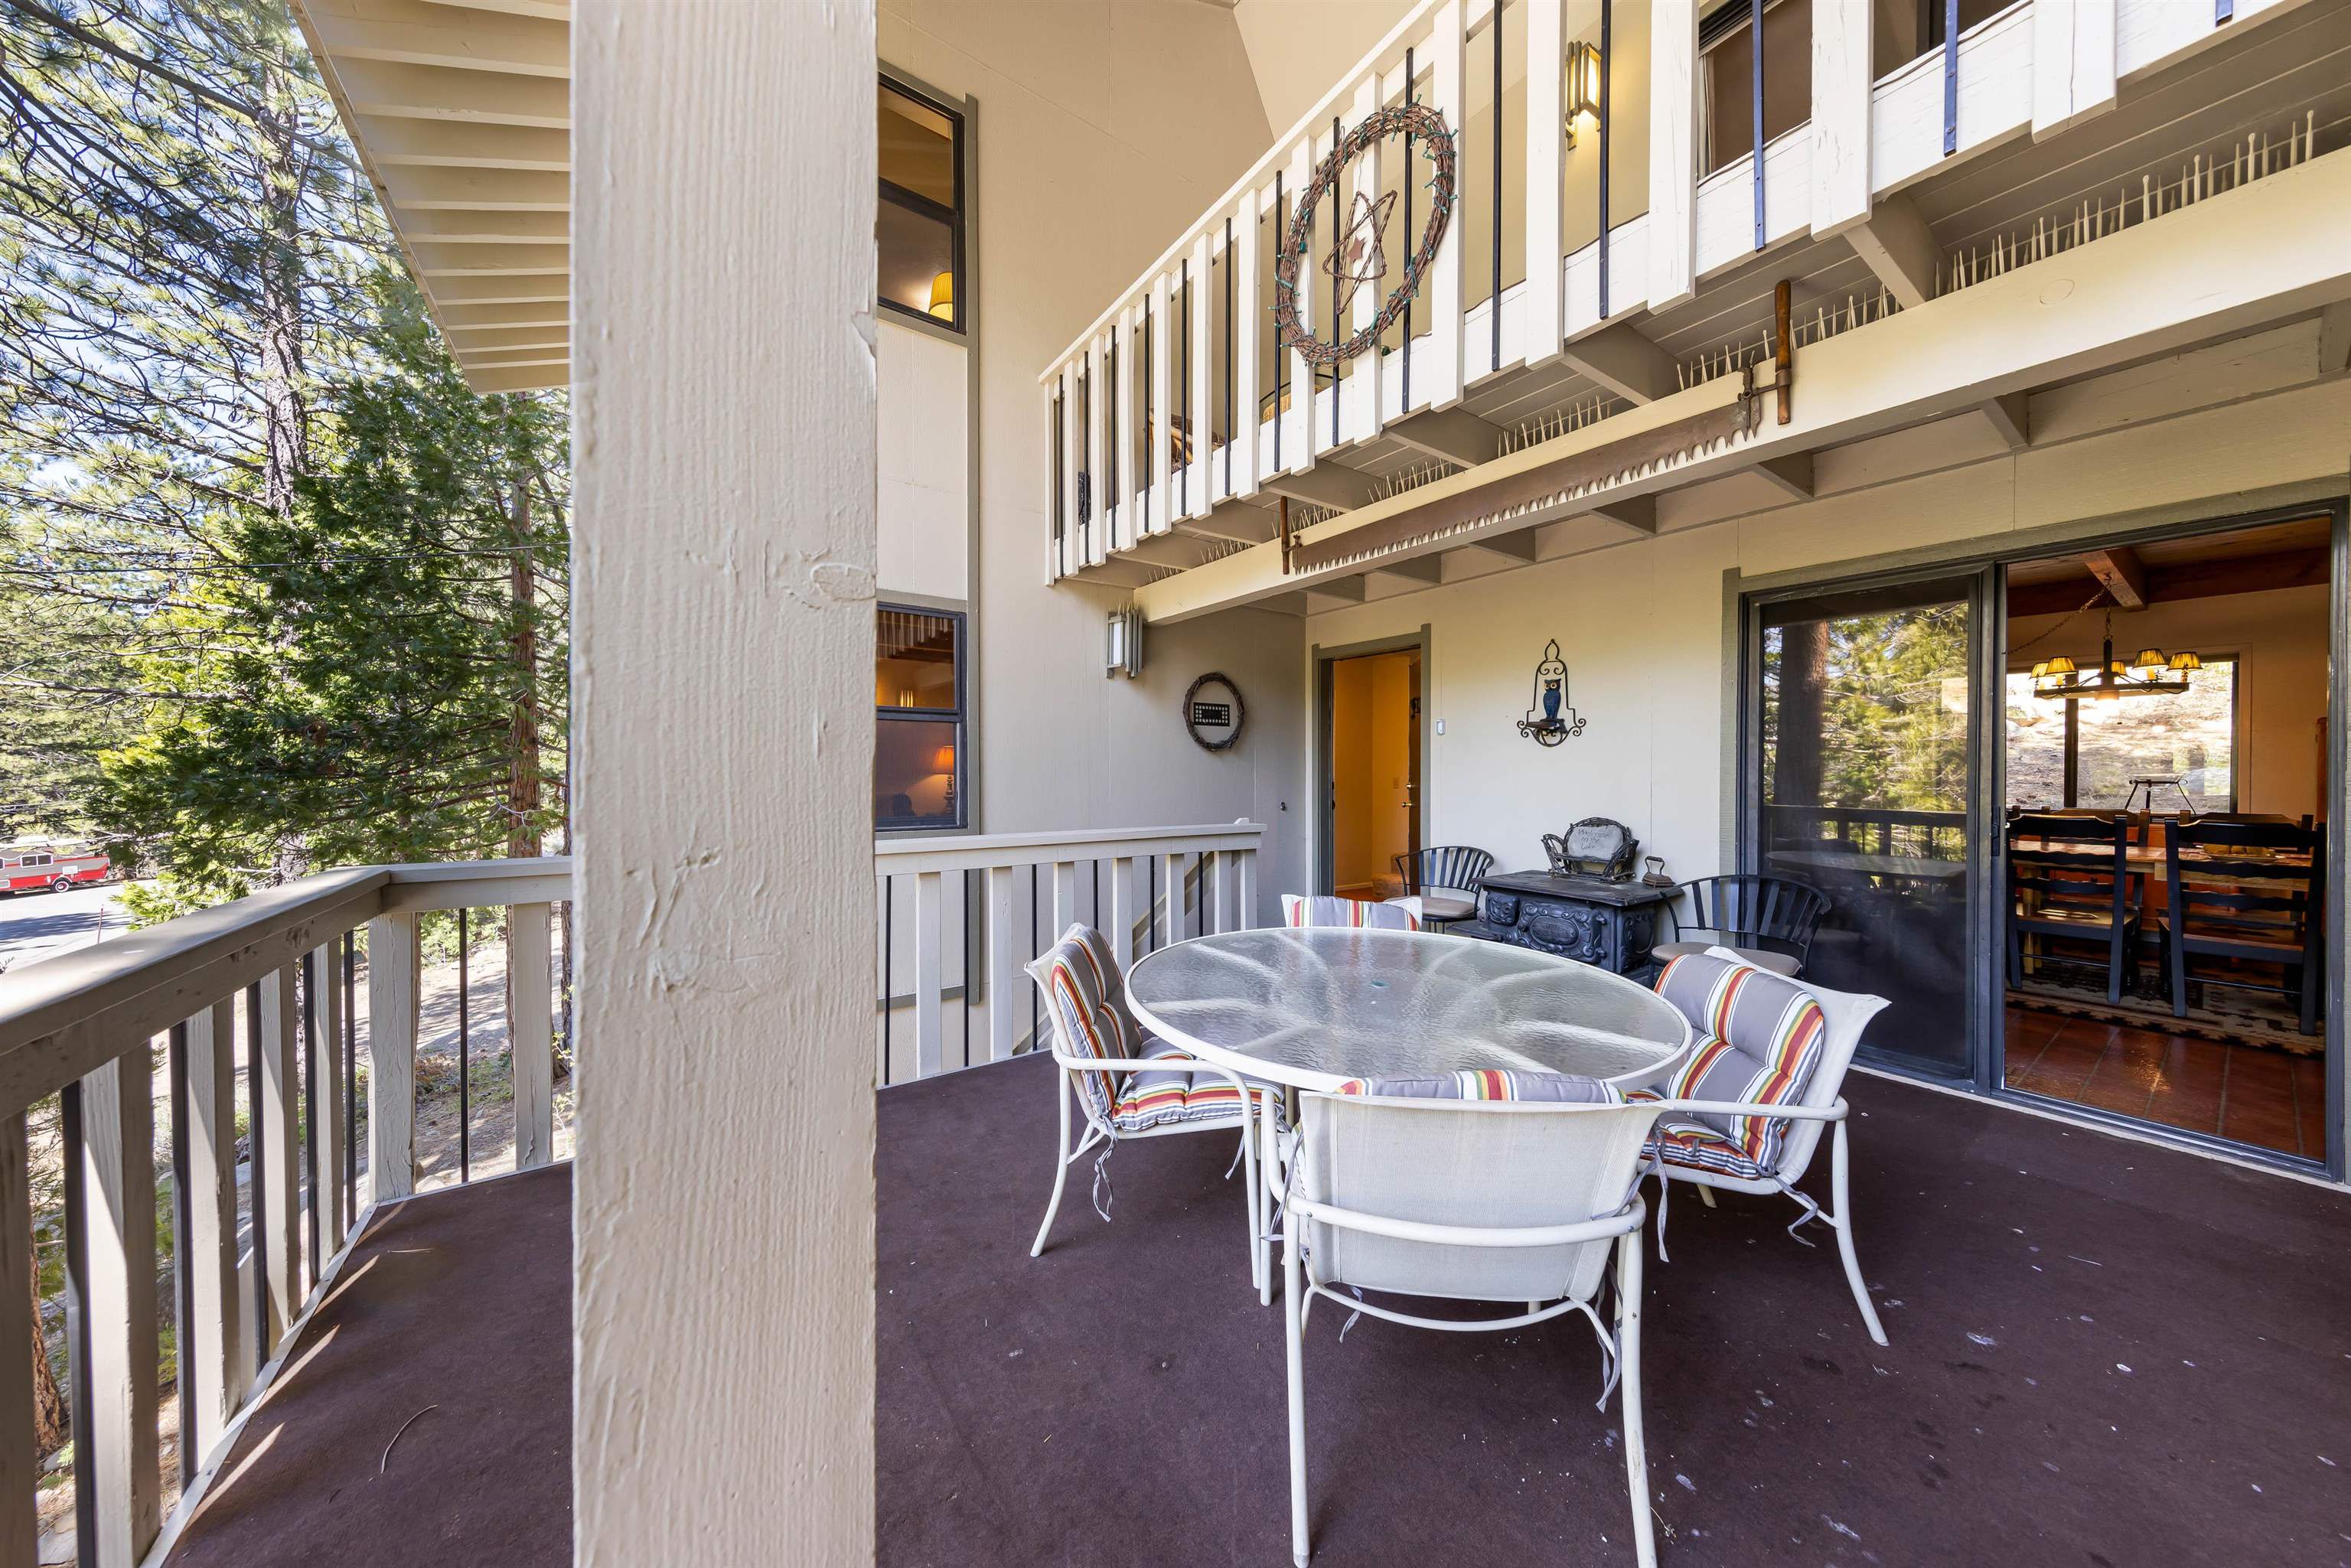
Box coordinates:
[0,856,571,1566]
[872,823,1265,1086]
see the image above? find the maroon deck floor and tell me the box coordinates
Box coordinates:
[879,1054,2351,1567]
[163,1164,571,1568]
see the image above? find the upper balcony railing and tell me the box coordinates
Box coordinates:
[0,857,571,1566]
[1039,0,2319,582]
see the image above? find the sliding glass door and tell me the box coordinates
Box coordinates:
[1749,575,1988,1077]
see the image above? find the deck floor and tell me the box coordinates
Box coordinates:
[162,1165,571,1568]
[880,1055,2351,1567]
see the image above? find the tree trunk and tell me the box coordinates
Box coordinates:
[507,481,543,862]
[1771,617,1831,846]
[254,58,310,521]
[30,1267,65,1458]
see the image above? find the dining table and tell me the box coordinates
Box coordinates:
[1123,926,1694,1097]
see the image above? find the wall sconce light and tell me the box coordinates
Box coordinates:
[927,269,954,324]
[1564,41,1603,146]
[1105,604,1144,679]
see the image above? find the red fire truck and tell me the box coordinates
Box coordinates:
[0,839,112,896]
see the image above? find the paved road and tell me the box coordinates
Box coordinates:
[0,882,136,976]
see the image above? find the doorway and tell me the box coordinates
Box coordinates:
[1998,514,2335,1162]
[1322,643,1423,901]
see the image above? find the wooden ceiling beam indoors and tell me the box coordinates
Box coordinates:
[2007,546,2329,618]
[2082,546,2148,608]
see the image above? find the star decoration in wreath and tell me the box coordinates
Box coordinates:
[1322,188,1399,318]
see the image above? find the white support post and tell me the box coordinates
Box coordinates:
[1424,2,1467,407]
[1052,859,1079,938]
[1163,851,1190,940]
[184,999,244,1436]
[0,1113,32,1568]
[1188,231,1214,517]
[1205,851,1229,935]
[82,1047,161,1567]
[1149,272,1173,526]
[985,864,1019,1061]
[1114,306,1139,543]
[1285,138,1317,469]
[510,901,555,1169]
[1524,0,1566,367]
[257,963,302,1341]
[1107,856,1137,973]
[1809,0,1873,237]
[1236,846,1259,930]
[306,947,347,1252]
[912,872,944,1080]
[1346,75,1385,438]
[2032,0,2116,142]
[367,911,419,1204]
[1647,0,1700,311]
[1058,366,1079,573]
[1085,337,1107,559]
[1231,197,1261,494]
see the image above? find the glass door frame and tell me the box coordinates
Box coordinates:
[1736,500,2346,1179]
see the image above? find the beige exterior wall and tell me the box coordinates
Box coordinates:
[878,318,970,603]
[877,0,1309,914]
[1298,326,2350,887]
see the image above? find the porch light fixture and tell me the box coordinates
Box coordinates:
[927,270,954,324]
[1564,41,1603,146]
[2030,614,2196,703]
[1106,604,1144,679]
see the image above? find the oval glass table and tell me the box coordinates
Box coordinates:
[1124,927,1693,1094]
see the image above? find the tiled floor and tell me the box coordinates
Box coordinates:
[2004,1005,2327,1159]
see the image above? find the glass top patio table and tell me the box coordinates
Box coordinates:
[1124,927,1693,1094]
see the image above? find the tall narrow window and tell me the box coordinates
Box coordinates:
[878,78,965,332]
[876,606,965,830]
[1698,0,1811,176]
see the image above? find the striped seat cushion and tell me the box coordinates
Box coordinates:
[1110,1037,1277,1132]
[1650,951,1829,1175]
[1636,1111,1768,1181]
[1029,923,1149,1120]
[1332,1069,1623,1103]
[1281,894,1420,931]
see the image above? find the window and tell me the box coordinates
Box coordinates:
[878,77,964,332]
[876,605,964,830]
[2004,657,2239,813]
[1700,0,1811,175]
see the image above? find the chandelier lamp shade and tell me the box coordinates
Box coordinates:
[2030,615,2199,703]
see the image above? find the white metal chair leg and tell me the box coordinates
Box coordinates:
[1030,1071,1073,1258]
[1616,1228,1658,1568]
[1284,1234,1310,1567]
[1237,1117,1261,1296]
[1831,1120,1889,1347]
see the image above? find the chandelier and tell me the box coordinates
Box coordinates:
[2030,612,2200,702]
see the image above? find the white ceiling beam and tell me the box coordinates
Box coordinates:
[423,272,568,303]
[416,0,568,20]
[1172,510,1280,546]
[1586,496,1656,534]
[1558,322,1679,404]
[2321,302,2351,373]
[1368,555,1444,587]
[411,241,569,275]
[1261,462,1381,513]
[1842,192,1938,308]
[357,116,571,170]
[378,165,569,210]
[454,348,569,370]
[1461,529,1539,563]
[463,363,567,393]
[1303,577,1368,609]
[439,301,566,328]
[1979,391,2030,450]
[447,324,569,352]
[304,1,569,79]
[396,208,569,242]
[332,57,570,128]
[1384,405,1502,467]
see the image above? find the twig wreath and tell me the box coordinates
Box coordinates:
[1275,102,1458,370]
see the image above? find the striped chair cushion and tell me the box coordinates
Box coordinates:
[1648,950,1828,1174]
[1111,1037,1277,1133]
[1639,1113,1767,1180]
[1332,1069,1623,1103]
[1030,923,1148,1120]
[1281,894,1420,931]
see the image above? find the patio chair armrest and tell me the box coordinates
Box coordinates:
[1285,1191,1647,1250]
[1652,1095,1849,1123]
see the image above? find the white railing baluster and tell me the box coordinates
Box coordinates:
[1230,197,1261,496]
[1051,860,1079,938]
[1347,74,1386,438]
[511,902,555,1170]
[1187,232,1214,517]
[1647,0,1700,311]
[1084,339,1106,561]
[1524,0,1565,363]
[1236,846,1259,931]
[1107,856,1136,971]
[258,964,302,1342]
[913,872,944,1080]
[184,999,244,1435]
[1058,366,1079,573]
[985,864,1018,1061]
[0,1111,33,1567]
[1424,1,1467,406]
[1148,271,1173,526]
[1163,850,1189,942]
[83,1045,161,1566]
[1204,851,1228,934]
[305,947,347,1253]
[367,911,419,1203]
[1284,138,1316,470]
[1114,306,1137,543]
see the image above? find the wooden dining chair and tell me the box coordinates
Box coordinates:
[2006,812,2142,1004]
[2160,817,2324,1034]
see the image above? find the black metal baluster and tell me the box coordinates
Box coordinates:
[1942,0,1960,157]
[1332,115,1343,448]
[1029,864,1041,1048]
[1492,8,1504,371]
[1224,215,1235,497]
[457,907,471,1183]
[1052,388,1065,565]
[882,876,893,1085]
[341,931,356,1214]
[961,869,973,1069]
[167,1022,196,1490]
[60,1081,96,1568]
[300,954,318,1286]
[245,981,268,1369]
[1752,0,1766,249]
[1142,298,1152,522]
[1404,47,1416,405]
[1598,1,1612,318]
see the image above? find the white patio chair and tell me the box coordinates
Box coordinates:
[1263,1074,1667,1568]
[1026,923,1273,1291]
[1279,892,1421,929]
[1637,947,1893,1345]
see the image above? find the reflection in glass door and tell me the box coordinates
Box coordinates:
[1753,577,1982,1075]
